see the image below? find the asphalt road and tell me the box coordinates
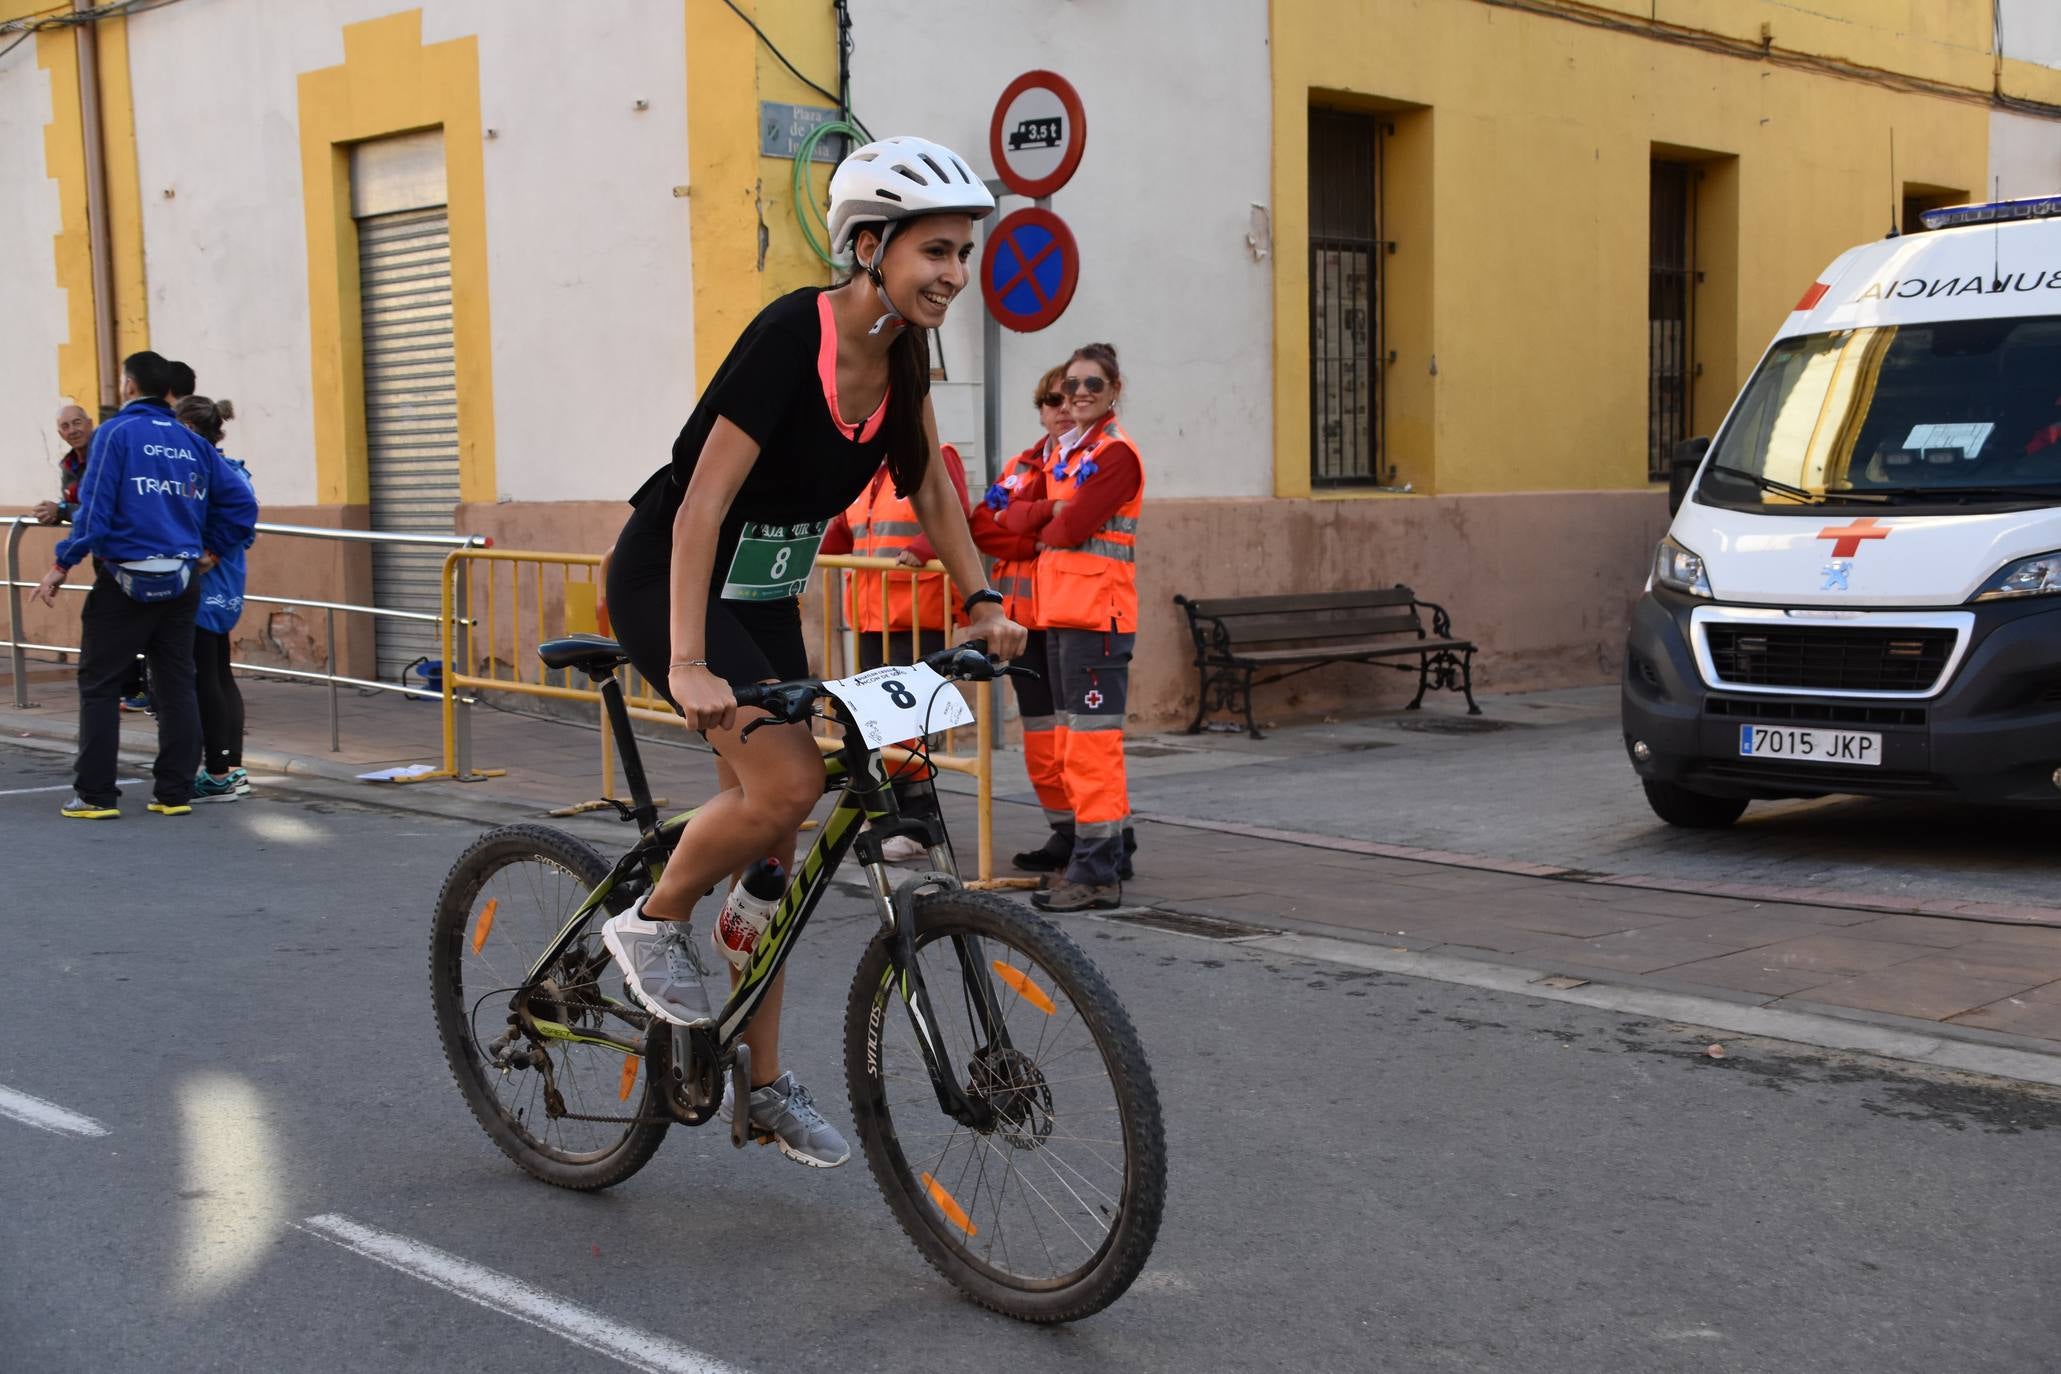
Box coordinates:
[4,743,2058,1373]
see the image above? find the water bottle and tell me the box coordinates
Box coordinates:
[714,858,785,970]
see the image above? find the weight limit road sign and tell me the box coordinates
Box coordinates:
[990,70,1087,200]
[981,207,1079,333]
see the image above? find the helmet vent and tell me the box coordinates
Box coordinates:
[889,162,926,184]
[919,153,951,184]
[875,189,902,202]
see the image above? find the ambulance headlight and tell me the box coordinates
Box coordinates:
[1970,551,2061,602]
[1654,537,1714,599]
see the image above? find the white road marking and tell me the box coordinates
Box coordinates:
[0,1083,110,1137]
[173,1072,285,1301]
[0,778,144,798]
[296,1214,749,1374]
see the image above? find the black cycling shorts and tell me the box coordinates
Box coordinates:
[608,494,809,704]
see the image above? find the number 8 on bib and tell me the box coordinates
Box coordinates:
[721,520,829,601]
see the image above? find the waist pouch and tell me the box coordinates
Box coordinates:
[114,558,193,604]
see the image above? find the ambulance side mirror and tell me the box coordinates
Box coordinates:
[1667,437,1710,517]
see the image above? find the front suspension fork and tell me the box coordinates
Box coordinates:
[876,873,1010,1131]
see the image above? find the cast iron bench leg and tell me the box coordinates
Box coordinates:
[1462,648,1482,715]
[1187,663,1211,735]
[1408,652,1430,710]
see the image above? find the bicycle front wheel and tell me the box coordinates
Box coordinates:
[431,823,668,1190]
[844,890,1166,1322]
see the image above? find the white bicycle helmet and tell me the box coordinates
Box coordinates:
[828,136,995,258]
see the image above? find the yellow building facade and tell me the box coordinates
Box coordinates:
[1270,0,2061,498]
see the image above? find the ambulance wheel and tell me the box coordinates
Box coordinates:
[1642,780,1747,829]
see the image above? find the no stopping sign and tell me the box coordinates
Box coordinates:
[981,207,1079,333]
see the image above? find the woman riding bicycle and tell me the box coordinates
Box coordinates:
[601,136,1027,1168]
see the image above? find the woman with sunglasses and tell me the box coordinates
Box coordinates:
[990,343,1143,912]
[972,364,1078,865]
[599,136,1027,1169]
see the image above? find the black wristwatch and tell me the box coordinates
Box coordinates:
[962,588,1005,616]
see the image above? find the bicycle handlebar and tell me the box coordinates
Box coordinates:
[731,639,1015,729]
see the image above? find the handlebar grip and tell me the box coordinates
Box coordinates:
[730,683,770,711]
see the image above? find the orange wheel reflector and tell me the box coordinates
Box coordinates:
[991,961,1056,1016]
[921,1172,978,1237]
[470,898,499,955]
[618,1055,639,1102]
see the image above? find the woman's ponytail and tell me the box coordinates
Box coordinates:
[883,325,931,497]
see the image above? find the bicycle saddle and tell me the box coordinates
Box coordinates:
[536,635,631,677]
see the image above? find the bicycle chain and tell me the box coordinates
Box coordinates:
[501,1004,713,1126]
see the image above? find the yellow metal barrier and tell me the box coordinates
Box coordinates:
[437,547,1002,882]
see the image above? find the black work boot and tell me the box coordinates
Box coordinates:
[1012,829,1073,873]
[1118,827,1137,881]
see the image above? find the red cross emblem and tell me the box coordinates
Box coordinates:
[1816,517,1892,558]
[1083,689,1104,710]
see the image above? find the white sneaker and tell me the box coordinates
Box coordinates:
[720,1071,851,1168]
[600,896,713,1027]
[879,834,927,864]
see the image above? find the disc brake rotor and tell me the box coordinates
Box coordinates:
[968,1045,1054,1150]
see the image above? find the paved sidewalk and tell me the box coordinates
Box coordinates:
[6,671,2060,1052]
[1109,685,2061,918]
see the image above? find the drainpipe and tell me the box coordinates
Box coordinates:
[74,0,117,416]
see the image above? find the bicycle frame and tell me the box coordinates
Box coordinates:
[509,666,1009,1129]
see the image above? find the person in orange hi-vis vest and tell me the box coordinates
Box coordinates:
[822,444,973,862]
[992,342,1143,911]
[822,440,973,667]
[970,363,1089,872]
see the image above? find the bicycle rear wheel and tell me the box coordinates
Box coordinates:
[431,823,668,1189]
[844,890,1166,1322]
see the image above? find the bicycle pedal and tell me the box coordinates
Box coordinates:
[729,1043,752,1149]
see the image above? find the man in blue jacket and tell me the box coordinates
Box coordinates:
[30,351,260,817]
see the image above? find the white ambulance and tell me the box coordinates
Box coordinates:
[1623,195,2061,826]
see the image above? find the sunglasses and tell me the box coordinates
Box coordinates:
[1060,375,1108,396]
[1036,392,1065,408]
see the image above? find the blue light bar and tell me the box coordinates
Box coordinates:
[1919,194,2061,230]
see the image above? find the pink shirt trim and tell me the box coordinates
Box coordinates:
[816,292,888,443]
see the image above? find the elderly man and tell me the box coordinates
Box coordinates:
[30,351,258,817]
[33,404,96,525]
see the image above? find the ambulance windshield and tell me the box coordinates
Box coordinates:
[1699,315,2061,510]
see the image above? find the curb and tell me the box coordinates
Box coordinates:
[13,716,2061,1083]
[1100,916,2061,1089]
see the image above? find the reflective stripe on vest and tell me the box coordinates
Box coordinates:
[841,477,957,633]
[1033,415,1144,632]
[990,444,1048,627]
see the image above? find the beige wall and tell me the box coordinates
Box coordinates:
[450,490,1671,731]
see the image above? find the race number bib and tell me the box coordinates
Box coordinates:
[822,664,976,749]
[720,520,828,601]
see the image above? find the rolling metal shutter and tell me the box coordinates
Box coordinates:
[353,130,458,683]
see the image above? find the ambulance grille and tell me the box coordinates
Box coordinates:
[1704,697,1927,729]
[1705,626,1954,693]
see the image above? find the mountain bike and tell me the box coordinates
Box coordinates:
[429,636,1166,1322]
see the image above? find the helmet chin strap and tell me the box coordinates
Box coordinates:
[860,223,906,336]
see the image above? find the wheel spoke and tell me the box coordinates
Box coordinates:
[865,906,1153,1295]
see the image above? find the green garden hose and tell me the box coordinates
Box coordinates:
[792,117,871,267]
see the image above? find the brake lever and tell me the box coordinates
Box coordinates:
[739,716,774,741]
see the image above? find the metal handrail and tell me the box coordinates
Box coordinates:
[4,513,491,755]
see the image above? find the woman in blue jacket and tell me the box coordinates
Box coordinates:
[176,396,256,800]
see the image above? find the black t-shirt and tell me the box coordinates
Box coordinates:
[628,287,910,588]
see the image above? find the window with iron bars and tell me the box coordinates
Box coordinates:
[1309,108,1388,487]
[1649,162,1697,480]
